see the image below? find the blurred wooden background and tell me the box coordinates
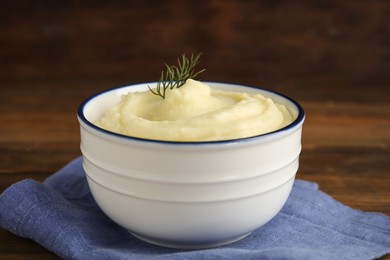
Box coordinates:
[1,1,389,83]
[0,0,389,259]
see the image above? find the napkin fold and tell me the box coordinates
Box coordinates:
[1,157,389,260]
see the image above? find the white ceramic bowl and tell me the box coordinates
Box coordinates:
[77,82,305,249]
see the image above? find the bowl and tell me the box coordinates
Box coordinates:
[77,82,305,249]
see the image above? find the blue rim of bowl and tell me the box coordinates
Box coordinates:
[77,82,305,145]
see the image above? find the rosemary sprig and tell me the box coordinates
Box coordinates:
[149,53,206,99]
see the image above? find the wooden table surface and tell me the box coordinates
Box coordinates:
[1,1,389,259]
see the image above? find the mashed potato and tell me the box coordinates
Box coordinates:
[95,79,296,141]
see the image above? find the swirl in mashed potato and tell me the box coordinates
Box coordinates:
[95,79,296,141]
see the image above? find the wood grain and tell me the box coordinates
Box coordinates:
[1,1,389,259]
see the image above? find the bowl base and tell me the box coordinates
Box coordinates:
[130,231,252,249]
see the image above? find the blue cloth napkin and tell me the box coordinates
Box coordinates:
[0,157,389,260]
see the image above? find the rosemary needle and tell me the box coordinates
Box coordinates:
[149,53,206,99]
